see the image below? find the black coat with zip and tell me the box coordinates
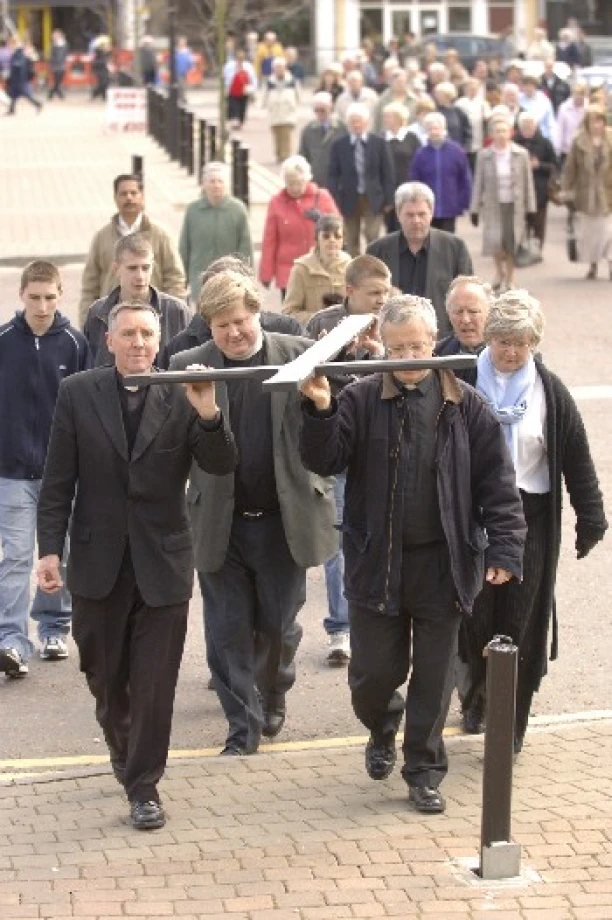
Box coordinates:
[300,369,526,616]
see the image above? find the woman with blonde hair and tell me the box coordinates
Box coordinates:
[562,103,612,279]
[282,214,351,326]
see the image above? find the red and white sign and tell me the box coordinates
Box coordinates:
[106,88,147,132]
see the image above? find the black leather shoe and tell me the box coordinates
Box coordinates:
[365,732,397,780]
[262,708,285,738]
[461,697,485,735]
[130,800,166,830]
[408,786,446,814]
[219,744,247,756]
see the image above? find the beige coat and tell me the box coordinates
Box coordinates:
[470,143,536,257]
[282,249,351,326]
[562,128,612,216]
[79,214,186,326]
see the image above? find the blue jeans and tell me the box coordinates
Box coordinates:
[0,478,71,660]
[323,472,349,636]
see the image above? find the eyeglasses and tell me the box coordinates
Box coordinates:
[320,231,343,240]
[385,343,432,358]
[494,339,532,352]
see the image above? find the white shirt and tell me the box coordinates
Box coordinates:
[494,147,513,203]
[117,212,143,236]
[495,369,550,493]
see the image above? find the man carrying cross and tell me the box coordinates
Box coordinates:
[298,294,526,814]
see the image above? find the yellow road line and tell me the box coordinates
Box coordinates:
[0,728,464,774]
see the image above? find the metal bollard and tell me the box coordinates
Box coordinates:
[186,112,194,174]
[198,118,207,179]
[131,155,144,185]
[166,86,180,160]
[479,634,521,880]
[237,145,250,208]
[207,124,217,162]
[178,108,186,169]
[231,139,241,199]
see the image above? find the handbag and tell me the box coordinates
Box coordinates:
[515,231,542,268]
[303,190,322,224]
[566,210,578,262]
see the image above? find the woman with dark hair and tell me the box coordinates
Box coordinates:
[458,291,607,750]
[316,64,344,103]
[282,214,351,326]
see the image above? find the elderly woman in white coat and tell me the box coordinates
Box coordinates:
[470,115,537,293]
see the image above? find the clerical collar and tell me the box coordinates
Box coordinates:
[116,369,150,392]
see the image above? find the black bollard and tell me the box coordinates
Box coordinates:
[186,112,194,174]
[208,124,217,162]
[198,118,207,179]
[231,138,241,199]
[479,634,521,880]
[237,145,250,208]
[132,155,144,185]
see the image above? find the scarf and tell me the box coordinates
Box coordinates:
[476,346,536,468]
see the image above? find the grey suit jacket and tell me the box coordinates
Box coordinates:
[366,228,473,336]
[171,332,338,573]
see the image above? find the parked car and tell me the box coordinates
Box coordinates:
[417,34,505,71]
[576,64,612,92]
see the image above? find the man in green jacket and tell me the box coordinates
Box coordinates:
[179,162,253,301]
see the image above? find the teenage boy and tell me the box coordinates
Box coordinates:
[0,261,90,678]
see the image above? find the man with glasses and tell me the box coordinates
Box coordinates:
[299,295,525,814]
[298,92,347,190]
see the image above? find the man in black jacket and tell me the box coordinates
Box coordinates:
[299,294,526,814]
[84,233,191,367]
[367,181,473,336]
[36,303,237,830]
[0,262,89,679]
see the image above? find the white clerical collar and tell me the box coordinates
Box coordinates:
[351,133,368,144]
[385,126,409,142]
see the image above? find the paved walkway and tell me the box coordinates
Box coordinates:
[1,716,612,919]
[0,91,283,264]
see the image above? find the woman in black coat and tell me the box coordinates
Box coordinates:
[458,290,607,751]
[381,101,421,232]
[515,113,558,249]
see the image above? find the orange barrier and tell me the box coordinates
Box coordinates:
[32,51,206,88]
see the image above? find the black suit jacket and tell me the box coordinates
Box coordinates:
[366,228,473,336]
[37,366,237,606]
[328,132,395,217]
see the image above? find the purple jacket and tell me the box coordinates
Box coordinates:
[410,140,472,219]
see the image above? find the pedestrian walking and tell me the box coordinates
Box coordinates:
[381,102,422,233]
[262,57,299,164]
[562,104,612,280]
[0,262,89,680]
[6,40,42,114]
[79,173,185,324]
[223,49,256,130]
[83,233,190,366]
[179,162,253,300]
[459,291,607,750]
[299,294,526,813]
[47,30,68,100]
[36,302,237,830]
[515,112,558,251]
[170,270,337,756]
[91,37,111,102]
[409,112,472,234]
[298,92,347,190]
[175,37,193,103]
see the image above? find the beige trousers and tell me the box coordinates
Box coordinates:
[343,195,383,256]
[271,125,293,164]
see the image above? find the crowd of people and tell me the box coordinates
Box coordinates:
[0,21,609,834]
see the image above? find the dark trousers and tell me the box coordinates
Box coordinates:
[533,204,548,247]
[8,87,41,114]
[48,71,65,99]
[72,551,188,803]
[349,542,461,789]
[431,217,456,233]
[227,95,248,125]
[199,512,305,752]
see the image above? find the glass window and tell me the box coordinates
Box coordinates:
[420,10,440,36]
[392,11,412,38]
[361,8,383,43]
[448,7,471,32]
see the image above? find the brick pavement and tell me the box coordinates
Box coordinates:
[0,93,283,264]
[1,717,611,919]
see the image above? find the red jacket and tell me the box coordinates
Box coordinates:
[258,182,339,289]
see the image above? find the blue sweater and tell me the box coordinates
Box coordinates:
[410,140,472,219]
[0,311,90,479]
